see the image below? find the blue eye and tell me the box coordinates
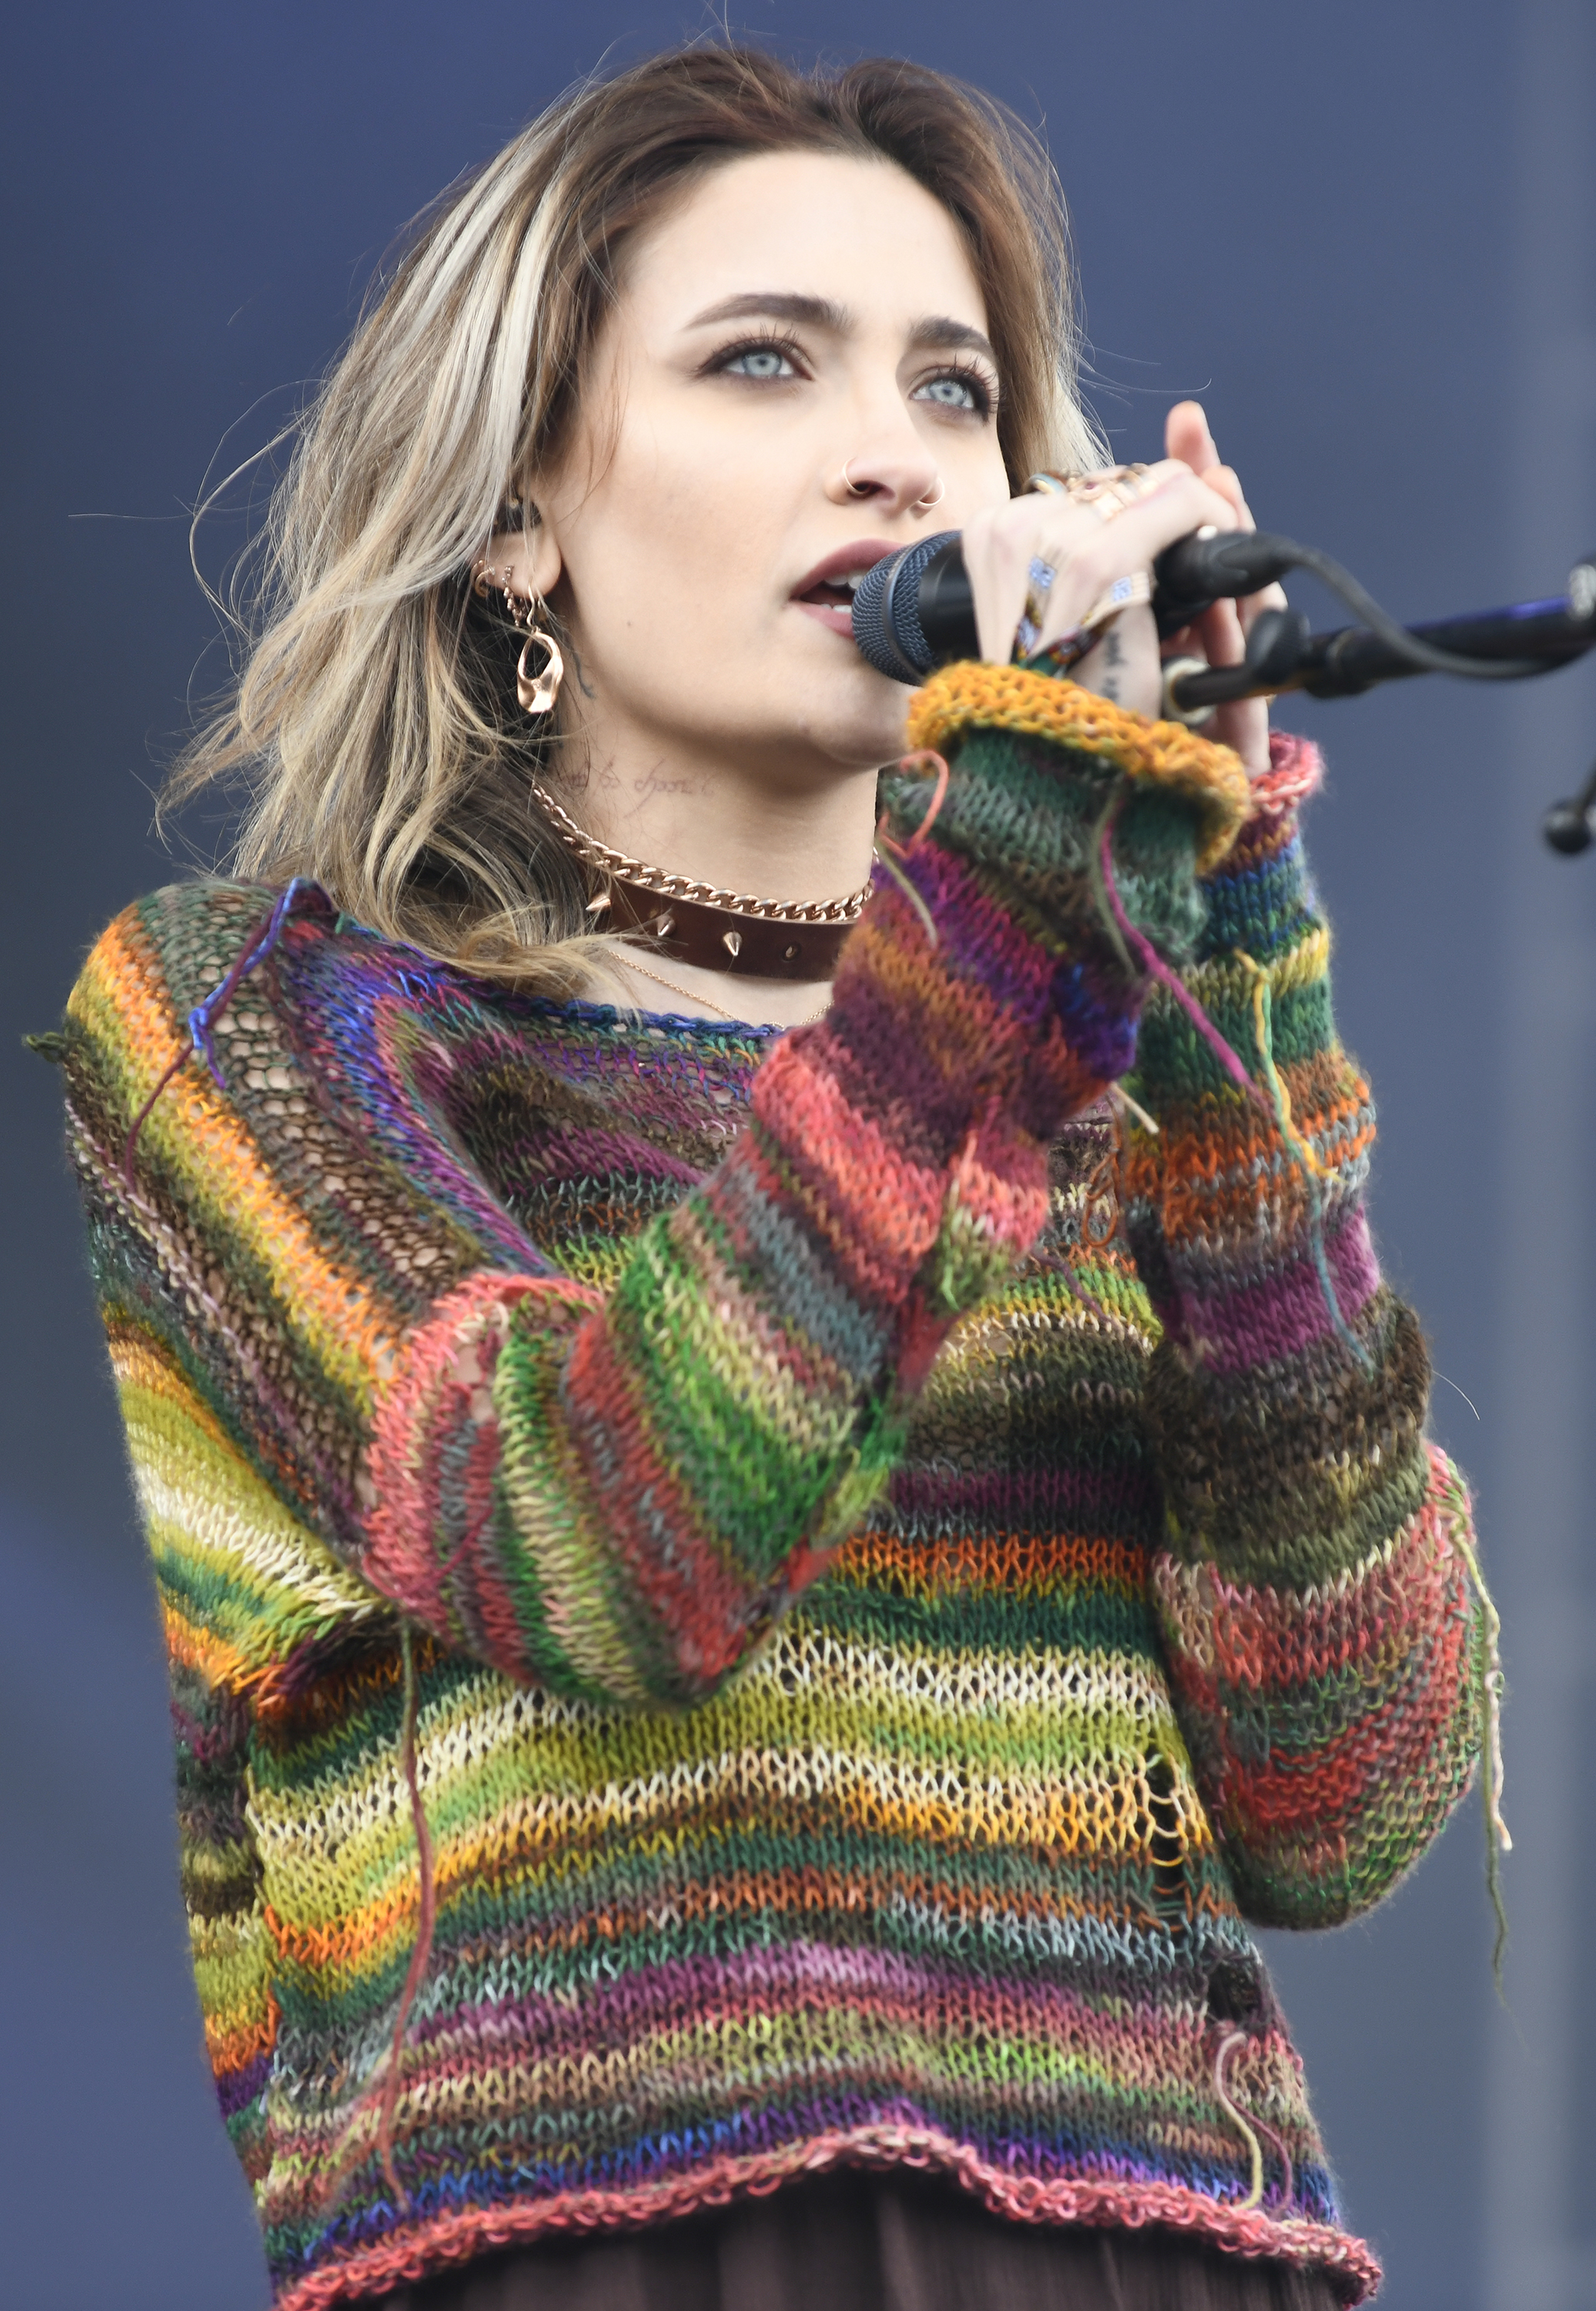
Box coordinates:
[915,374,983,412]
[723,346,796,380]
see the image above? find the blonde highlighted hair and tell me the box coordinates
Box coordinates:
[167,42,1105,981]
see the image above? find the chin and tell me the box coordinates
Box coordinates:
[791,708,913,773]
[771,657,915,770]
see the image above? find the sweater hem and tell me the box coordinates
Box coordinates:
[273,2125,1381,2310]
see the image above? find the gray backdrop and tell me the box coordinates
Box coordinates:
[5,5,1593,2306]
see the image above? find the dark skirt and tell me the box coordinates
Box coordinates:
[364,2168,1345,2311]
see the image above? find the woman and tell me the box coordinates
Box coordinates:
[60,43,1490,2311]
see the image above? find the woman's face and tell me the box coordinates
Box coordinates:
[521,148,1013,787]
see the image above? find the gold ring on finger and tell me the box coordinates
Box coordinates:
[1027,464,1152,525]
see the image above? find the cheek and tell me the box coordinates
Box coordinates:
[569,431,776,658]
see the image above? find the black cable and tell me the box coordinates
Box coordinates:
[1266,538,1546,680]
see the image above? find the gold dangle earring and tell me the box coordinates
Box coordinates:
[513,595,564,717]
[471,556,565,718]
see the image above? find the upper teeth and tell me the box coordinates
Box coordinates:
[844,572,867,592]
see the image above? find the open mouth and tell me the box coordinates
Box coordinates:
[800,575,867,609]
[791,540,900,639]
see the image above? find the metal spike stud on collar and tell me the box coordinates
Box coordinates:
[532,783,872,981]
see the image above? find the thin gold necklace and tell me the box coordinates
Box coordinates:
[613,950,831,1027]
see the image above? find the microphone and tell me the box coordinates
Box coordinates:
[850,527,1288,683]
[850,527,1596,703]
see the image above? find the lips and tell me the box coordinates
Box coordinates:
[791,538,901,642]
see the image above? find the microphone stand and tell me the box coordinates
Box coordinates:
[1158,543,1596,855]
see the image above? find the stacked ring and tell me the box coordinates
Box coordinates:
[1017,467,1163,662]
[1027,463,1156,522]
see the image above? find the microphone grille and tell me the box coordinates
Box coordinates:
[850,532,960,682]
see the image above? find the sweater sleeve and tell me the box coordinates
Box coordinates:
[65,678,1249,1714]
[1116,733,1485,1927]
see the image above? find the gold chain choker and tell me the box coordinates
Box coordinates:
[531,781,873,981]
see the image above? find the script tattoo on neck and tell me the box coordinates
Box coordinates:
[630,767,696,810]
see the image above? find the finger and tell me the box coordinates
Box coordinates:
[969,535,1037,665]
[1123,455,1192,490]
[1031,471,1240,650]
[962,500,1105,662]
[959,505,1028,662]
[1215,693,1275,780]
[1237,580,1289,636]
[1202,465,1249,528]
[1197,467,1289,635]
[1196,597,1246,671]
[1166,400,1219,477]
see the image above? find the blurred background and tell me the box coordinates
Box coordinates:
[3,3,1592,2305]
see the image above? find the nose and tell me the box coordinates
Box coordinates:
[824,434,943,518]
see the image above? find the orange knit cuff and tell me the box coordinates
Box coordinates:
[904,663,1252,876]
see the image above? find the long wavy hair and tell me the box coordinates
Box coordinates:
[165,42,1106,984]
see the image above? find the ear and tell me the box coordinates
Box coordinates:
[482,508,563,601]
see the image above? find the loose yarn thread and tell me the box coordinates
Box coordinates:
[1094,826,1370,1375]
[889,750,952,853]
[874,750,953,947]
[1210,2032,1296,2216]
[1234,953,1373,1378]
[1108,1082,1159,1138]
[1094,827,1270,1118]
[1212,2032,1266,2212]
[1452,1520,1513,1987]
[122,877,312,1185]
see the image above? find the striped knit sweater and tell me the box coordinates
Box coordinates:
[62,669,1484,2309]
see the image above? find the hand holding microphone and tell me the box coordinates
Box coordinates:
[860,404,1282,774]
[956,455,1227,670]
[1158,401,1289,771]
[851,404,1596,846]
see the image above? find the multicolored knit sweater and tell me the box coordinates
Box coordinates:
[62,669,1484,2310]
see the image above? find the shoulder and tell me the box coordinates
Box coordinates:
[69,878,324,1021]
[63,874,623,1119]
[63,879,345,1119]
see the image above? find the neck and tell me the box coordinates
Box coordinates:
[549,725,881,1032]
[563,736,880,907]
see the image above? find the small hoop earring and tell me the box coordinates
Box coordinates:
[471,558,565,716]
[841,461,872,498]
[915,476,946,511]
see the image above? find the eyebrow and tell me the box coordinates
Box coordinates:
[908,315,998,365]
[686,291,997,367]
[686,291,849,333]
